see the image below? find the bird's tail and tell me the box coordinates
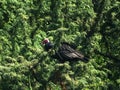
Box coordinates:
[83,57,89,63]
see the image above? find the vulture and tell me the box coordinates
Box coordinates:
[43,38,89,63]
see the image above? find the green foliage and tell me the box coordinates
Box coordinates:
[0,0,120,90]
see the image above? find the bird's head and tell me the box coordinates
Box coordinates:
[42,38,50,44]
[42,38,54,51]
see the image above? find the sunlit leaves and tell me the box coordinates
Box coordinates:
[0,0,120,90]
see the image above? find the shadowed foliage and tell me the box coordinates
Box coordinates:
[0,0,120,90]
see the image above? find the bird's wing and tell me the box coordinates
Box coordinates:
[58,43,84,60]
[60,51,83,59]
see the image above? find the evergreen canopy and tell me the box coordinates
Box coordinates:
[0,0,120,90]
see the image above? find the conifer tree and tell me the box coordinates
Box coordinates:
[0,0,120,89]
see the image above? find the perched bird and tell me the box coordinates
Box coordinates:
[42,39,89,63]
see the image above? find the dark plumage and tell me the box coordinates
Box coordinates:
[43,39,89,63]
[44,42,54,51]
[53,42,89,63]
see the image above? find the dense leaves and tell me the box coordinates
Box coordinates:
[0,0,120,90]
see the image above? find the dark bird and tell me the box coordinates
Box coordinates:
[43,39,89,63]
